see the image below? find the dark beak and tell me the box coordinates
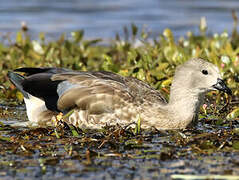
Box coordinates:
[212,78,232,95]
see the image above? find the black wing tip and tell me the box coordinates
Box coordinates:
[7,71,24,81]
[7,71,29,98]
[13,67,52,76]
[7,71,14,78]
[14,67,72,75]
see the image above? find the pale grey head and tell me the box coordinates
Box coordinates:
[169,58,231,104]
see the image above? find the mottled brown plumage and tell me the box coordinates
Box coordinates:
[8,58,231,129]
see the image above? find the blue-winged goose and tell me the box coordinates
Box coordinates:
[7,58,232,129]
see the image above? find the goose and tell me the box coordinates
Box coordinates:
[7,58,232,129]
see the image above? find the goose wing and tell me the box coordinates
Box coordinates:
[12,68,167,115]
[51,71,134,114]
[13,68,133,114]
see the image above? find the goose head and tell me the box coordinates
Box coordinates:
[170,58,231,101]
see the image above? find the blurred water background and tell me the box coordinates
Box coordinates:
[0,0,239,40]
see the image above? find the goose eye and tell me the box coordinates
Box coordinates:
[202,69,208,75]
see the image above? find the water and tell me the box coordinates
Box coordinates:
[0,0,239,40]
